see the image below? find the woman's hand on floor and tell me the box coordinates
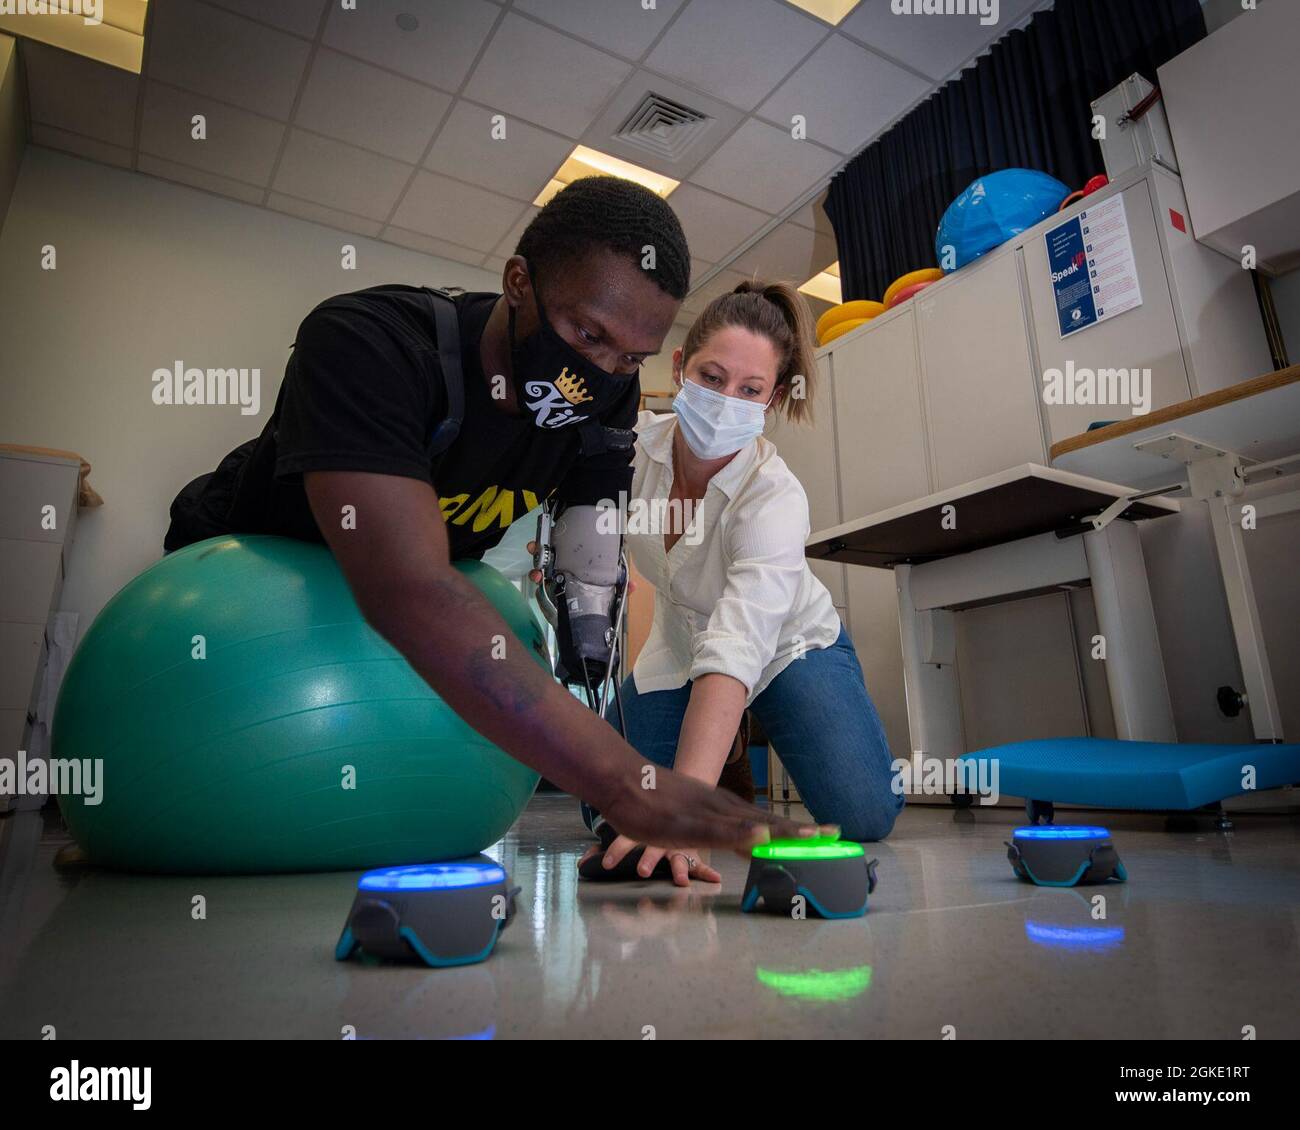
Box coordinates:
[581,836,723,886]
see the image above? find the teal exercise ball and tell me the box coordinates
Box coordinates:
[53,536,548,874]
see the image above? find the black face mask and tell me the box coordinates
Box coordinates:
[507,274,637,431]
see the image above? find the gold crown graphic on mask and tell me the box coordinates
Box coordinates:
[555,368,595,406]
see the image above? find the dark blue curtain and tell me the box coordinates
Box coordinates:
[824,0,1207,303]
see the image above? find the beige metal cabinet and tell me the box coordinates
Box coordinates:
[0,450,81,809]
[844,565,911,763]
[1146,165,1274,398]
[0,538,64,623]
[769,354,840,531]
[1023,180,1192,447]
[771,312,929,782]
[954,592,1090,751]
[768,353,845,606]
[914,250,1045,490]
[1157,0,1300,274]
[0,452,80,545]
[829,305,931,516]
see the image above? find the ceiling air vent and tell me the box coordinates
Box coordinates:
[614,93,713,163]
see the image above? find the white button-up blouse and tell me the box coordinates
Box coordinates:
[626,410,842,705]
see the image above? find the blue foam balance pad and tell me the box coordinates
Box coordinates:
[958,737,1300,811]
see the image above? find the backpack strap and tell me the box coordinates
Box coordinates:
[576,418,636,457]
[424,287,464,459]
[424,286,633,462]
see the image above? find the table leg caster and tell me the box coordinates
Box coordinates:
[1026,798,1055,825]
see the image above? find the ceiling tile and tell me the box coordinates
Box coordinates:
[465,13,631,138]
[666,183,768,263]
[322,0,500,92]
[29,124,133,170]
[680,266,749,314]
[272,129,414,220]
[513,0,687,61]
[757,32,931,155]
[481,254,509,277]
[689,118,840,215]
[384,227,493,268]
[266,193,384,238]
[689,257,714,290]
[295,48,451,164]
[492,206,540,257]
[147,0,311,120]
[644,0,826,112]
[202,0,328,39]
[424,100,572,202]
[789,190,834,236]
[805,294,834,326]
[140,82,285,186]
[390,171,526,252]
[22,41,138,148]
[728,219,837,281]
[839,0,1042,82]
[579,70,745,183]
[136,153,266,204]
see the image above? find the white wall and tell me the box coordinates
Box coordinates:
[639,341,679,399]
[0,146,501,636]
[1200,0,1250,33]
[1192,1,1300,367]
[1269,268,1300,365]
[0,34,24,229]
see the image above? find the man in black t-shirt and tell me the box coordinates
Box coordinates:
[164,282,639,561]
[164,177,811,855]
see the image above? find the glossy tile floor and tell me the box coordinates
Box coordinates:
[1,796,1297,1040]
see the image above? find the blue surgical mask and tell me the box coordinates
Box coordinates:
[672,377,770,459]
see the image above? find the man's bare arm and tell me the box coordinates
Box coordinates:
[304,471,822,850]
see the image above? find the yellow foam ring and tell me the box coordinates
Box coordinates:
[882,268,945,309]
[815,300,885,342]
[885,279,937,309]
[819,317,871,346]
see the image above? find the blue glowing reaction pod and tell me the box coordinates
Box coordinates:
[336,856,520,968]
[1006,826,1127,887]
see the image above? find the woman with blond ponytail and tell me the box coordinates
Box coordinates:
[580,280,902,886]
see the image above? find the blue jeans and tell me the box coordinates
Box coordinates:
[603,626,903,842]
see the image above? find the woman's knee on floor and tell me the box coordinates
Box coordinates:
[833,790,904,843]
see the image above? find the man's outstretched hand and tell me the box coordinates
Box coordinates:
[600,764,838,859]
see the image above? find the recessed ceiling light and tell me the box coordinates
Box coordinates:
[784,0,862,26]
[534,145,680,208]
[799,261,842,304]
[395,12,419,32]
[0,0,149,73]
